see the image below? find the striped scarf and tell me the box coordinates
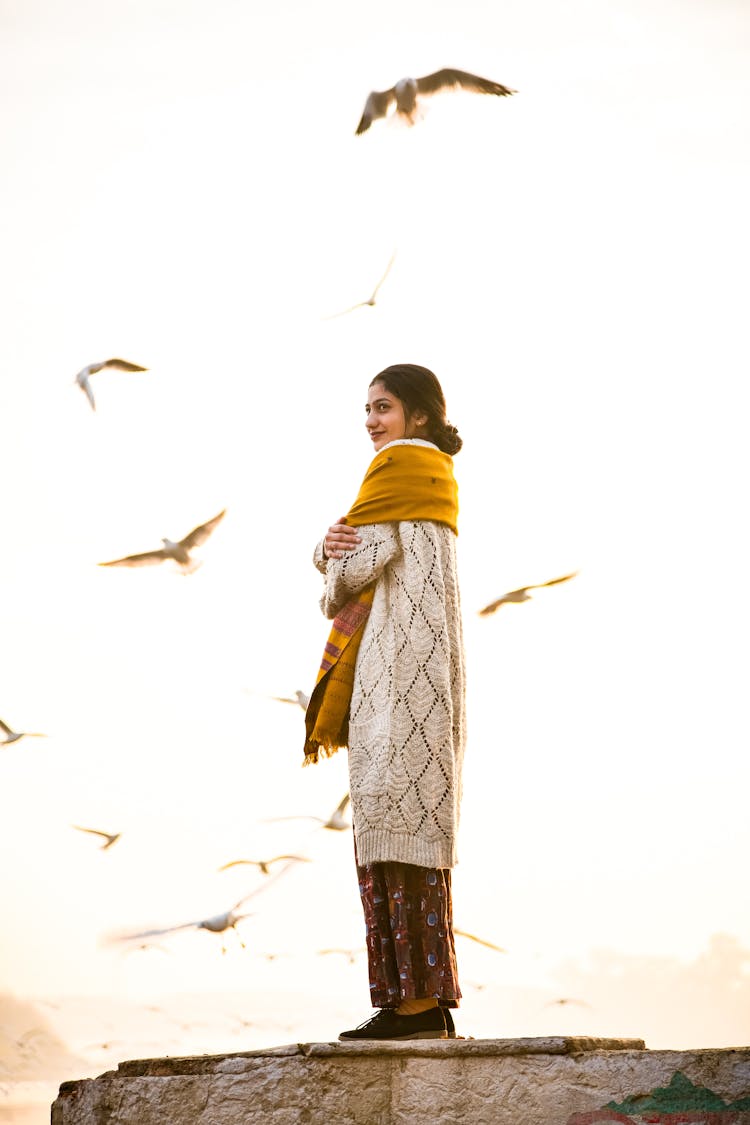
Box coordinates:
[304,442,458,765]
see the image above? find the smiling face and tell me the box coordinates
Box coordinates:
[365,382,426,452]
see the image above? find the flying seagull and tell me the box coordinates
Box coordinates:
[324,252,397,319]
[454,928,507,953]
[542,997,592,1010]
[217,854,311,875]
[268,690,310,710]
[478,572,579,616]
[72,824,121,850]
[356,69,516,134]
[0,717,47,746]
[265,792,351,832]
[98,510,226,574]
[317,947,366,964]
[74,358,148,412]
[108,859,297,954]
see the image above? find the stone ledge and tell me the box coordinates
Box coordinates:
[110,1037,647,1077]
[52,1038,750,1125]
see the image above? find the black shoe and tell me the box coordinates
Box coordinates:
[443,1008,458,1039]
[338,1007,448,1041]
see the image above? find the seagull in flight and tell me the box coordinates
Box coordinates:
[74,358,148,412]
[0,717,47,746]
[317,946,366,964]
[478,572,579,616]
[356,68,516,134]
[217,854,311,875]
[454,928,507,953]
[108,859,296,954]
[324,252,397,319]
[268,690,310,711]
[542,997,592,1010]
[72,824,121,850]
[98,510,226,574]
[265,792,351,832]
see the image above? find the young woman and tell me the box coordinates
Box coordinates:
[304,363,466,1041]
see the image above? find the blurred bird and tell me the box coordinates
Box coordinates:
[325,252,397,319]
[74,358,148,411]
[266,792,351,832]
[72,824,121,850]
[542,997,592,1010]
[317,947,366,964]
[98,509,226,574]
[269,690,310,711]
[454,928,507,953]
[217,854,311,875]
[356,69,516,134]
[0,717,46,746]
[108,859,296,954]
[478,572,579,616]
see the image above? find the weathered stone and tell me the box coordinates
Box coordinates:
[51,1038,750,1125]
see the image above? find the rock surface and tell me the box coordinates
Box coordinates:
[52,1037,750,1124]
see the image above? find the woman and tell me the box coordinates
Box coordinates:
[305,363,466,1041]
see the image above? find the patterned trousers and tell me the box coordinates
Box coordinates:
[356,858,461,1009]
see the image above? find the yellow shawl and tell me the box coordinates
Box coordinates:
[304,442,458,765]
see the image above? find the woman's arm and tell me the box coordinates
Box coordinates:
[313,517,364,574]
[320,522,400,619]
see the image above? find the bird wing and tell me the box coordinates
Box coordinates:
[478,596,511,616]
[355,88,395,134]
[454,927,507,953]
[72,825,111,842]
[524,571,579,592]
[416,69,516,99]
[179,509,227,550]
[100,358,149,373]
[218,859,262,872]
[98,550,167,568]
[77,377,97,411]
[0,718,13,736]
[335,792,351,816]
[233,857,299,910]
[368,251,397,301]
[108,920,198,943]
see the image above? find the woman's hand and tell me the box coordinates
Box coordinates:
[324,517,362,560]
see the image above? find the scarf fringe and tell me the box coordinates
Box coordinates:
[302,741,341,768]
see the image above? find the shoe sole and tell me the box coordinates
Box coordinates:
[338,1029,448,1041]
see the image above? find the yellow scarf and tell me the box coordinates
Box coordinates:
[304,442,458,765]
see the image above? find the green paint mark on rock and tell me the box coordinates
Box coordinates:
[607,1071,748,1113]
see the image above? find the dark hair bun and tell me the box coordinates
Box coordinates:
[439,422,463,455]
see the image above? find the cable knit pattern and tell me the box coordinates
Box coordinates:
[314,512,466,869]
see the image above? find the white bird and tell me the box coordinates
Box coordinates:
[72,824,121,850]
[324,252,397,319]
[217,854,311,875]
[356,68,516,134]
[74,358,148,412]
[454,928,507,953]
[0,717,47,746]
[542,997,592,1010]
[478,572,579,616]
[108,859,296,954]
[317,946,366,964]
[98,510,226,574]
[268,690,310,711]
[266,792,351,832]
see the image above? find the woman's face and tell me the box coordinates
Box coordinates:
[365,382,424,452]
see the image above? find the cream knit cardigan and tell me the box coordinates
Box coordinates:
[314,439,466,870]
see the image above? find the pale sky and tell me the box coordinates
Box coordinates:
[1,0,749,1107]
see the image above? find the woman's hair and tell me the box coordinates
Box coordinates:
[370,364,463,455]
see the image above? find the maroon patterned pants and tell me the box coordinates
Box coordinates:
[356,859,461,1009]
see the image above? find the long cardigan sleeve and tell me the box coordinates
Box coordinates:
[317,523,401,619]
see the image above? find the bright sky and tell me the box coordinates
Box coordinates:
[1,0,749,1099]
